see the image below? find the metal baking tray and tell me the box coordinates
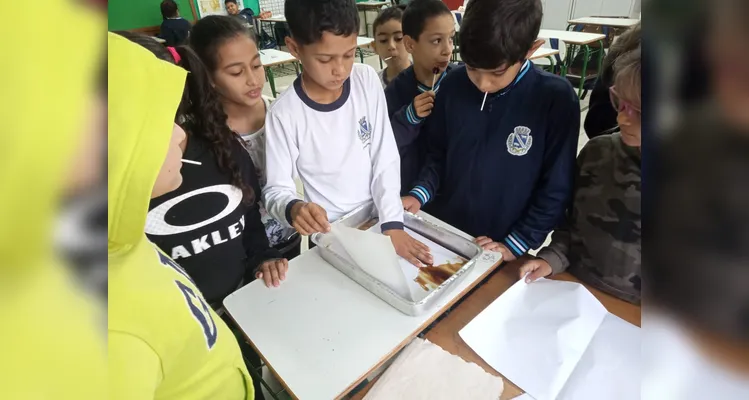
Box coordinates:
[311,202,482,316]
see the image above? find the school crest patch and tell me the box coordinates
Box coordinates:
[357,116,372,148]
[506,126,532,156]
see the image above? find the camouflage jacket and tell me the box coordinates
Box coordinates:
[537,133,641,304]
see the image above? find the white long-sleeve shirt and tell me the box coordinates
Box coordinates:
[262,64,404,232]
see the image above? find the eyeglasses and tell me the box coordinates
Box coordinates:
[609,86,641,117]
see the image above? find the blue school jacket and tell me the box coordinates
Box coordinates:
[385,64,456,194]
[408,63,580,257]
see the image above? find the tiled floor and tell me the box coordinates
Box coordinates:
[257,52,592,398]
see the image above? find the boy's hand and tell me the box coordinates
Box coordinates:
[384,229,433,267]
[290,201,330,235]
[413,91,435,119]
[402,195,422,213]
[475,236,517,262]
[256,258,289,288]
[517,257,552,283]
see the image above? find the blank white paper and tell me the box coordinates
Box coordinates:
[459,278,639,400]
[331,225,414,301]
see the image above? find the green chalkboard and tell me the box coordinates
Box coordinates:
[108,0,261,31]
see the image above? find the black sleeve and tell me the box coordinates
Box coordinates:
[239,145,282,276]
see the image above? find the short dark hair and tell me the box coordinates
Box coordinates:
[224,0,237,5]
[190,15,257,72]
[284,0,359,46]
[160,0,179,19]
[460,0,543,69]
[373,6,404,36]
[402,0,451,40]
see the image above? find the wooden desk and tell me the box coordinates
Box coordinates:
[351,262,641,399]
[568,17,639,29]
[224,212,503,400]
[529,47,560,68]
[537,29,607,97]
[259,49,298,97]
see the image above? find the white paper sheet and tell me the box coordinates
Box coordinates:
[331,225,413,301]
[329,224,467,303]
[363,338,504,400]
[459,279,640,400]
[511,394,535,400]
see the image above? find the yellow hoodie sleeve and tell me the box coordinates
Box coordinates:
[110,331,163,400]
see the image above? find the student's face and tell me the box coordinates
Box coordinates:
[151,124,187,199]
[404,14,455,73]
[226,2,239,15]
[286,32,357,92]
[374,20,408,66]
[212,35,265,108]
[465,40,544,93]
[611,87,642,148]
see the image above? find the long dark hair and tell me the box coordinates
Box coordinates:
[113,30,254,204]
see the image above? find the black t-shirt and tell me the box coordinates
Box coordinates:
[146,136,280,304]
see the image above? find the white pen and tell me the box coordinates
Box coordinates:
[480,92,488,111]
[181,159,202,165]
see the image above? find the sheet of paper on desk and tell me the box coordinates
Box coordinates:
[331,225,414,301]
[459,278,640,400]
[363,338,503,400]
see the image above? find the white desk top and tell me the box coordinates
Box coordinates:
[529,47,560,60]
[357,1,389,7]
[259,49,297,66]
[538,29,606,45]
[260,15,287,23]
[357,36,375,47]
[224,212,502,400]
[568,17,639,28]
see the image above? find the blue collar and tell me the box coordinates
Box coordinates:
[493,60,531,98]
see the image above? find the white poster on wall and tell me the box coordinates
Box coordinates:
[197,0,245,18]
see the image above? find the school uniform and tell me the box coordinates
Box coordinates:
[159,17,191,47]
[263,63,404,232]
[385,64,456,194]
[238,96,298,250]
[408,62,580,257]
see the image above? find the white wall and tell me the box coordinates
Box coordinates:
[541,0,637,30]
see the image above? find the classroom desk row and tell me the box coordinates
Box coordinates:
[224,211,640,400]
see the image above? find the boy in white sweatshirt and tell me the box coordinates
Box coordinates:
[263,0,432,266]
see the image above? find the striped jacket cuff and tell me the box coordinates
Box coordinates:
[502,231,530,257]
[408,185,431,206]
[405,102,424,125]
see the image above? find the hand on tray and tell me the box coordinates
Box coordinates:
[475,236,517,262]
[402,195,421,214]
[256,258,289,288]
[290,201,331,235]
[384,229,433,267]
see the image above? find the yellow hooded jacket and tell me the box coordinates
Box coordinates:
[108,33,254,400]
[0,2,105,398]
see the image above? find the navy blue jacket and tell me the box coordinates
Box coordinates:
[159,18,191,47]
[409,62,580,257]
[385,65,456,194]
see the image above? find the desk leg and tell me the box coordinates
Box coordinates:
[271,22,279,50]
[357,48,364,64]
[596,39,604,72]
[546,56,554,73]
[363,8,369,37]
[578,44,591,97]
[266,66,277,97]
[294,62,300,76]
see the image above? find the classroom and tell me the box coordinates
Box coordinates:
[108,0,643,399]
